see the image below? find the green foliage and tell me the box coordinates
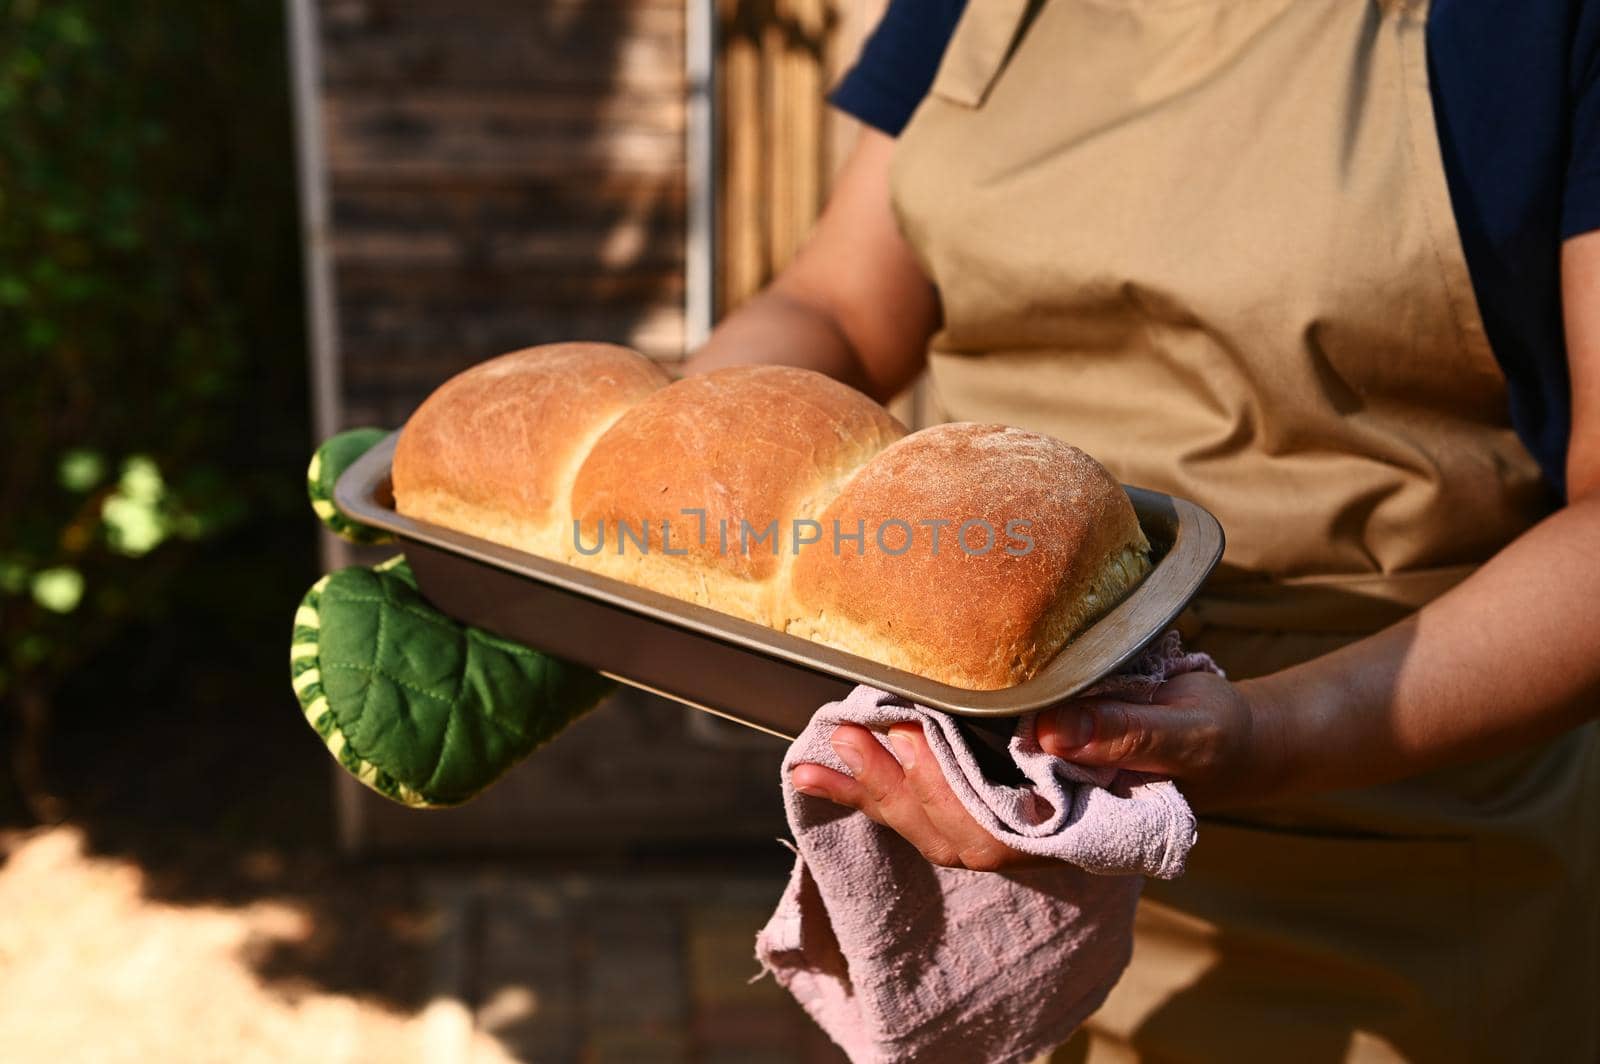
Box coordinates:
[0,0,308,711]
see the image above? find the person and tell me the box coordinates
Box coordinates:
[683,0,1600,1059]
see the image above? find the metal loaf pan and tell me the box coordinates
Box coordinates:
[334,433,1224,741]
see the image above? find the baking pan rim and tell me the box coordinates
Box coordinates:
[333,432,1224,718]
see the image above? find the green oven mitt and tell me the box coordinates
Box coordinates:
[291,429,612,808]
[304,427,395,545]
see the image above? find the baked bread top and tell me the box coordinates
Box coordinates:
[392,345,1151,689]
[786,423,1151,690]
[393,343,669,559]
[568,364,907,623]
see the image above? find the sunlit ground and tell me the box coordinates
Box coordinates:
[0,593,841,1064]
[0,823,842,1063]
[0,826,507,1064]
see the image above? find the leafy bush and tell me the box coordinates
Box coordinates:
[0,0,308,814]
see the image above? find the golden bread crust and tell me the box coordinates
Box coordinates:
[567,365,907,622]
[394,351,1151,689]
[784,423,1150,689]
[392,343,669,558]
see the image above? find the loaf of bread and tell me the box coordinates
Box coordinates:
[786,424,1152,690]
[392,343,669,560]
[393,344,1151,690]
[569,365,907,625]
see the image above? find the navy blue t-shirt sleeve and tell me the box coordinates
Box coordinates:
[1563,0,1600,236]
[827,0,968,136]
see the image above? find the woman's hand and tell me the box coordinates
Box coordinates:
[1040,671,1287,809]
[789,673,1290,868]
[790,723,1043,872]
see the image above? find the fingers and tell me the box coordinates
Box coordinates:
[886,725,1017,873]
[1038,698,1219,775]
[788,762,856,797]
[796,724,951,861]
[790,724,1019,871]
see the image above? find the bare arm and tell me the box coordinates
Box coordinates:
[795,231,1600,865]
[683,128,941,402]
[1221,231,1600,800]
[1025,229,1600,808]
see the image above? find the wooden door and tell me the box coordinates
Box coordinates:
[715,0,886,316]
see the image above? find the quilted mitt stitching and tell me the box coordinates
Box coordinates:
[289,569,431,807]
[289,560,612,808]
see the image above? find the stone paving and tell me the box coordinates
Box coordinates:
[418,873,845,1063]
[0,827,846,1064]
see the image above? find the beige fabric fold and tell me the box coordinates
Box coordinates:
[888,0,1599,1058]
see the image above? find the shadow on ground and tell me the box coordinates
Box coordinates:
[0,512,838,1062]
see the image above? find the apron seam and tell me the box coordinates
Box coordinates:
[1395,18,1473,368]
[1395,4,1498,382]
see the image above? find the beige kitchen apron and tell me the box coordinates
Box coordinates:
[889,0,1600,1060]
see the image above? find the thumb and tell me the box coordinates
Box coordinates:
[1038,698,1194,773]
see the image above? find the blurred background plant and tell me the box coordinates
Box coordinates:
[0,2,867,1057]
[0,0,311,821]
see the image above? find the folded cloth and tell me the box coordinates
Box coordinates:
[755,631,1220,1064]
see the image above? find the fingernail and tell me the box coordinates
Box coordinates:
[1060,710,1095,749]
[795,784,832,800]
[887,730,916,769]
[830,737,865,774]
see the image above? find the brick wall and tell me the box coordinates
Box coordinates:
[315,0,689,430]
[296,0,887,853]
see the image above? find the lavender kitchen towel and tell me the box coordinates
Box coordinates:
[755,632,1220,1064]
